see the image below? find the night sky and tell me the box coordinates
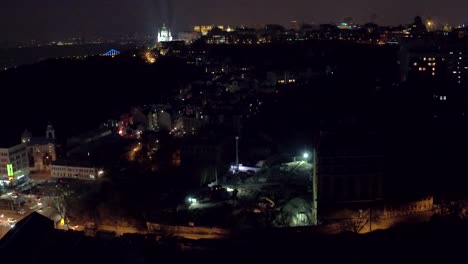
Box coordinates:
[1,0,468,40]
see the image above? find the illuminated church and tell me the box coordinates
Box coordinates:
[157,24,173,42]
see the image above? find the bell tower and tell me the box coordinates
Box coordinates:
[46,123,55,139]
[21,129,32,144]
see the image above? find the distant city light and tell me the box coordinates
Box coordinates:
[102,49,120,57]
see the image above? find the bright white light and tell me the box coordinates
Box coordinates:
[303,152,310,159]
[187,197,197,203]
[227,187,234,192]
[98,170,104,176]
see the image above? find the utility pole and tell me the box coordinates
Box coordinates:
[312,147,318,225]
[235,136,239,171]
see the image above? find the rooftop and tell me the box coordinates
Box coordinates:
[52,159,95,168]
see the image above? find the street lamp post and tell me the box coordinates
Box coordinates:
[235,136,240,171]
[312,148,318,225]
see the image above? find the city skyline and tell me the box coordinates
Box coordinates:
[2,0,468,41]
[3,1,468,259]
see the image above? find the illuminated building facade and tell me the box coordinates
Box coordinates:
[194,25,214,36]
[194,25,234,36]
[408,54,444,81]
[0,145,30,187]
[400,39,468,119]
[21,125,57,173]
[446,49,468,87]
[158,24,173,42]
[403,43,468,96]
[51,160,101,181]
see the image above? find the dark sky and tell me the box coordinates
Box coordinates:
[1,0,468,41]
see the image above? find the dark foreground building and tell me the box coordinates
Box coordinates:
[1,212,468,263]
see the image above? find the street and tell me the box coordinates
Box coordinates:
[0,194,58,239]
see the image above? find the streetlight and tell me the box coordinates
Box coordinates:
[303,152,310,160]
[235,136,240,171]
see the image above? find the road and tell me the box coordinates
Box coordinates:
[0,195,58,239]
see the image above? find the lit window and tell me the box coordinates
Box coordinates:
[432,72,436,76]
[414,62,418,66]
[460,57,463,60]
[423,57,427,61]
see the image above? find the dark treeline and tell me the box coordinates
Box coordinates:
[0,54,200,146]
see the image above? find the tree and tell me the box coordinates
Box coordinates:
[341,209,379,233]
[51,195,67,224]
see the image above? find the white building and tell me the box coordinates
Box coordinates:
[51,161,102,181]
[158,24,173,42]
